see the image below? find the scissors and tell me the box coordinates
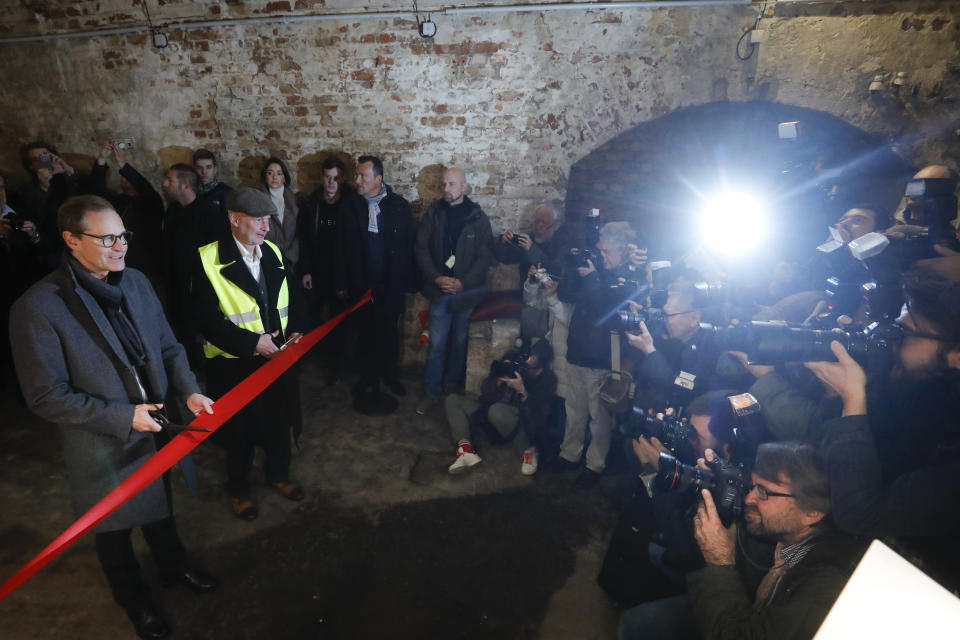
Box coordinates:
[149,408,213,433]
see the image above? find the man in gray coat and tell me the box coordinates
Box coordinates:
[9,195,217,640]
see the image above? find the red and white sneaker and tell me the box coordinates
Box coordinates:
[521,447,539,476]
[448,441,482,474]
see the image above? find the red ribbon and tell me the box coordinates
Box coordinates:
[0,290,371,602]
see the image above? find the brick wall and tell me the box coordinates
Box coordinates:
[0,0,957,362]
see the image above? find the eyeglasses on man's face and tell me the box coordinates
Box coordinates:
[748,483,795,501]
[79,231,133,248]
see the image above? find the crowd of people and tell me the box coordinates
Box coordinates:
[2,136,960,639]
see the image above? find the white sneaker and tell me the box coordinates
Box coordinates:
[448,445,482,474]
[521,447,539,476]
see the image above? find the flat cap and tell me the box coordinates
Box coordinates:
[226,188,276,218]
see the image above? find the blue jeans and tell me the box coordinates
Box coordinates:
[425,297,474,397]
[618,595,697,640]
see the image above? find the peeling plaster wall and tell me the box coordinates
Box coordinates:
[1,2,957,219]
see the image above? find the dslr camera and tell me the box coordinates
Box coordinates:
[621,408,693,456]
[655,452,747,527]
[490,354,529,378]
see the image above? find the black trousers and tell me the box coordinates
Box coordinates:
[206,356,294,499]
[355,297,402,389]
[95,516,186,609]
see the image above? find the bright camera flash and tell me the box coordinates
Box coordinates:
[698,190,768,256]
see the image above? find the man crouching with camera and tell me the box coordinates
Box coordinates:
[444,340,557,475]
[618,442,867,640]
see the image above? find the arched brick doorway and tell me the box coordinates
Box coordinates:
[565,101,913,264]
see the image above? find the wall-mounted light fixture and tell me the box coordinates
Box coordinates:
[412,0,435,38]
[419,17,437,38]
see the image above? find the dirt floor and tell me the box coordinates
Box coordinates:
[0,357,625,639]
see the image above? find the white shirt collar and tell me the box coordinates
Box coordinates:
[233,237,262,262]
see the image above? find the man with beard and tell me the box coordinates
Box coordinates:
[618,442,867,640]
[804,266,960,590]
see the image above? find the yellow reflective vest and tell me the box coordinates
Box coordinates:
[198,239,290,359]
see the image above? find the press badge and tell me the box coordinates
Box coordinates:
[445,254,456,269]
[674,371,696,391]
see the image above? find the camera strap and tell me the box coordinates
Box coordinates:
[610,332,622,380]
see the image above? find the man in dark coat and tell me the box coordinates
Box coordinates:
[192,148,233,210]
[299,155,362,381]
[161,163,226,366]
[9,195,217,640]
[414,167,493,414]
[336,155,417,414]
[192,188,307,520]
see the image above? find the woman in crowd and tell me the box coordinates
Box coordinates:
[260,156,300,268]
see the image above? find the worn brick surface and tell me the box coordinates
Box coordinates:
[0,1,957,365]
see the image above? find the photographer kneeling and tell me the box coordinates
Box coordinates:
[445,340,557,475]
[619,442,867,640]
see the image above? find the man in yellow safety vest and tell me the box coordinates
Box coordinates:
[192,188,306,521]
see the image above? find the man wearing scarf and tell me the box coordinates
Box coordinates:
[335,155,416,415]
[10,195,217,640]
[617,442,867,640]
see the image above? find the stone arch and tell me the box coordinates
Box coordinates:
[565,101,914,261]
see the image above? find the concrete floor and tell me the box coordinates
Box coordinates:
[0,357,623,639]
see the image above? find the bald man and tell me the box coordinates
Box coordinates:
[415,167,493,414]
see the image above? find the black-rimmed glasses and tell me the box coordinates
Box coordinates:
[80,231,133,248]
[748,483,794,501]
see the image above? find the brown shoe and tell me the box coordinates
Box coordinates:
[231,498,258,520]
[270,481,305,501]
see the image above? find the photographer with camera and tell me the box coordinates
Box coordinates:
[554,221,645,487]
[802,266,960,589]
[495,202,574,342]
[444,340,557,475]
[618,442,867,640]
[601,390,750,607]
[625,278,740,413]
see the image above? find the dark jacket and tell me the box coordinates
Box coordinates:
[478,355,559,439]
[559,265,635,370]
[415,196,493,310]
[192,231,306,359]
[687,529,868,640]
[299,185,361,299]
[821,411,960,591]
[91,162,165,281]
[9,262,200,532]
[492,223,576,287]
[197,180,232,211]
[632,329,750,412]
[336,184,416,311]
